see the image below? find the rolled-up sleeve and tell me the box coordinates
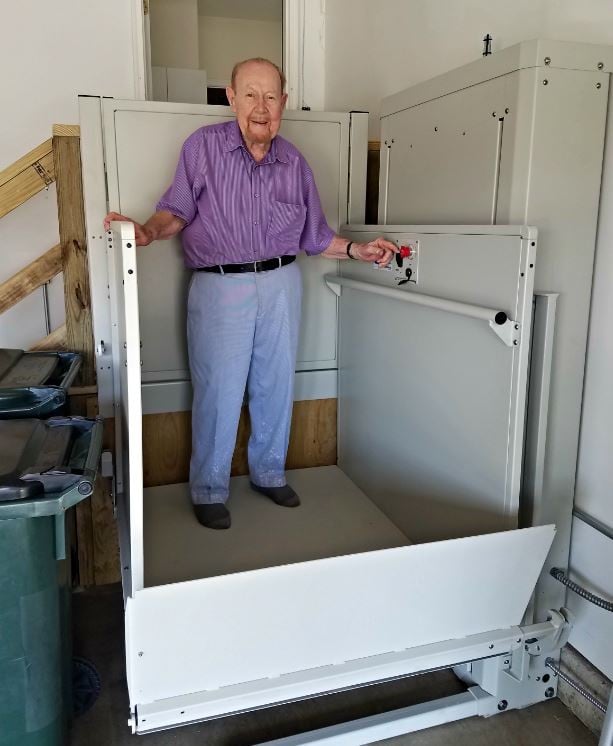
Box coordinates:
[156,132,203,225]
[298,158,336,256]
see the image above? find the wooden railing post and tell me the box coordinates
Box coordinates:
[52,124,95,385]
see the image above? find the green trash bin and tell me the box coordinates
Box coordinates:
[0,349,81,420]
[0,416,103,746]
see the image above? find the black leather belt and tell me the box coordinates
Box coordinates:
[197,255,296,274]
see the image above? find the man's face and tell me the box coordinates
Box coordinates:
[226,62,287,147]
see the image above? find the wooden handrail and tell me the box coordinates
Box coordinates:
[0,244,63,314]
[0,139,55,219]
[29,323,67,351]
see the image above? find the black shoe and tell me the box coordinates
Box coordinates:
[250,482,300,507]
[193,503,231,529]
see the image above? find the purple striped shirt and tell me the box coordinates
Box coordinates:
[156,119,335,268]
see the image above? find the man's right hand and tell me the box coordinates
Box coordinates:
[104,210,185,245]
[104,212,152,246]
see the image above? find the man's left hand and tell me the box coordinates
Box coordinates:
[353,238,398,266]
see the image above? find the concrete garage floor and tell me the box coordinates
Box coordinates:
[70,584,596,746]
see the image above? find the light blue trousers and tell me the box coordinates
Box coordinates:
[187,262,302,504]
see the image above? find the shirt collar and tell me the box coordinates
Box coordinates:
[224,119,289,164]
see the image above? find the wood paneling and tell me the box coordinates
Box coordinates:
[74,499,95,587]
[0,139,55,219]
[143,399,337,488]
[0,243,62,314]
[70,398,120,586]
[143,410,192,488]
[286,399,337,469]
[53,130,95,385]
[87,397,121,585]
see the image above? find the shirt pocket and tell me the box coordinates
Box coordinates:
[266,200,307,254]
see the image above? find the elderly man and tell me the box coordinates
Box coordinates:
[106,57,396,530]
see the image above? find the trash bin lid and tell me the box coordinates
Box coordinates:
[0,417,102,519]
[0,350,60,387]
[0,418,95,503]
[0,349,81,419]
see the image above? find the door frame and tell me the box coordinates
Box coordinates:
[283,0,325,110]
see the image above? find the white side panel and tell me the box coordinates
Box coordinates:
[79,96,115,417]
[382,75,510,225]
[338,226,535,542]
[110,221,144,592]
[567,517,613,680]
[127,524,554,706]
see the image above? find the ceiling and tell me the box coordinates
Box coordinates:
[198,0,282,22]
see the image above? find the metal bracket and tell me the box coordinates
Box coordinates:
[489,318,520,347]
[32,160,54,187]
[523,608,573,657]
[326,278,342,297]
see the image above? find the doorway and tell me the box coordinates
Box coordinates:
[147,0,283,105]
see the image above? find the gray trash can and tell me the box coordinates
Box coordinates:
[0,416,102,746]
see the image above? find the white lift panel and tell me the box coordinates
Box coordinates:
[338,225,535,542]
[127,518,554,715]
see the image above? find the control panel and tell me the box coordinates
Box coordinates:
[373,239,419,285]
[393,240,419,286]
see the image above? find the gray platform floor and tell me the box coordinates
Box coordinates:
[144,466,409,586]
[71,584,596,746]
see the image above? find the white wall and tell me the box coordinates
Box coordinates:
[150,0,200,69]
[325,0,613,137]
[198,16,282,84]
[574,83,613,533]
[0,0,141,348]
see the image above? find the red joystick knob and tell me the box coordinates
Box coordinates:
[400,246,412,258]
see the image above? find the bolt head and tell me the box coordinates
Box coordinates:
[498,699,508,711]
[596,82,602,89]
[544,56,551,65]
[545,687,555,698]
[542,79,549,86]
[598,62,604,70]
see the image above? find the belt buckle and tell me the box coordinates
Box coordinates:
[253,260,259,273]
